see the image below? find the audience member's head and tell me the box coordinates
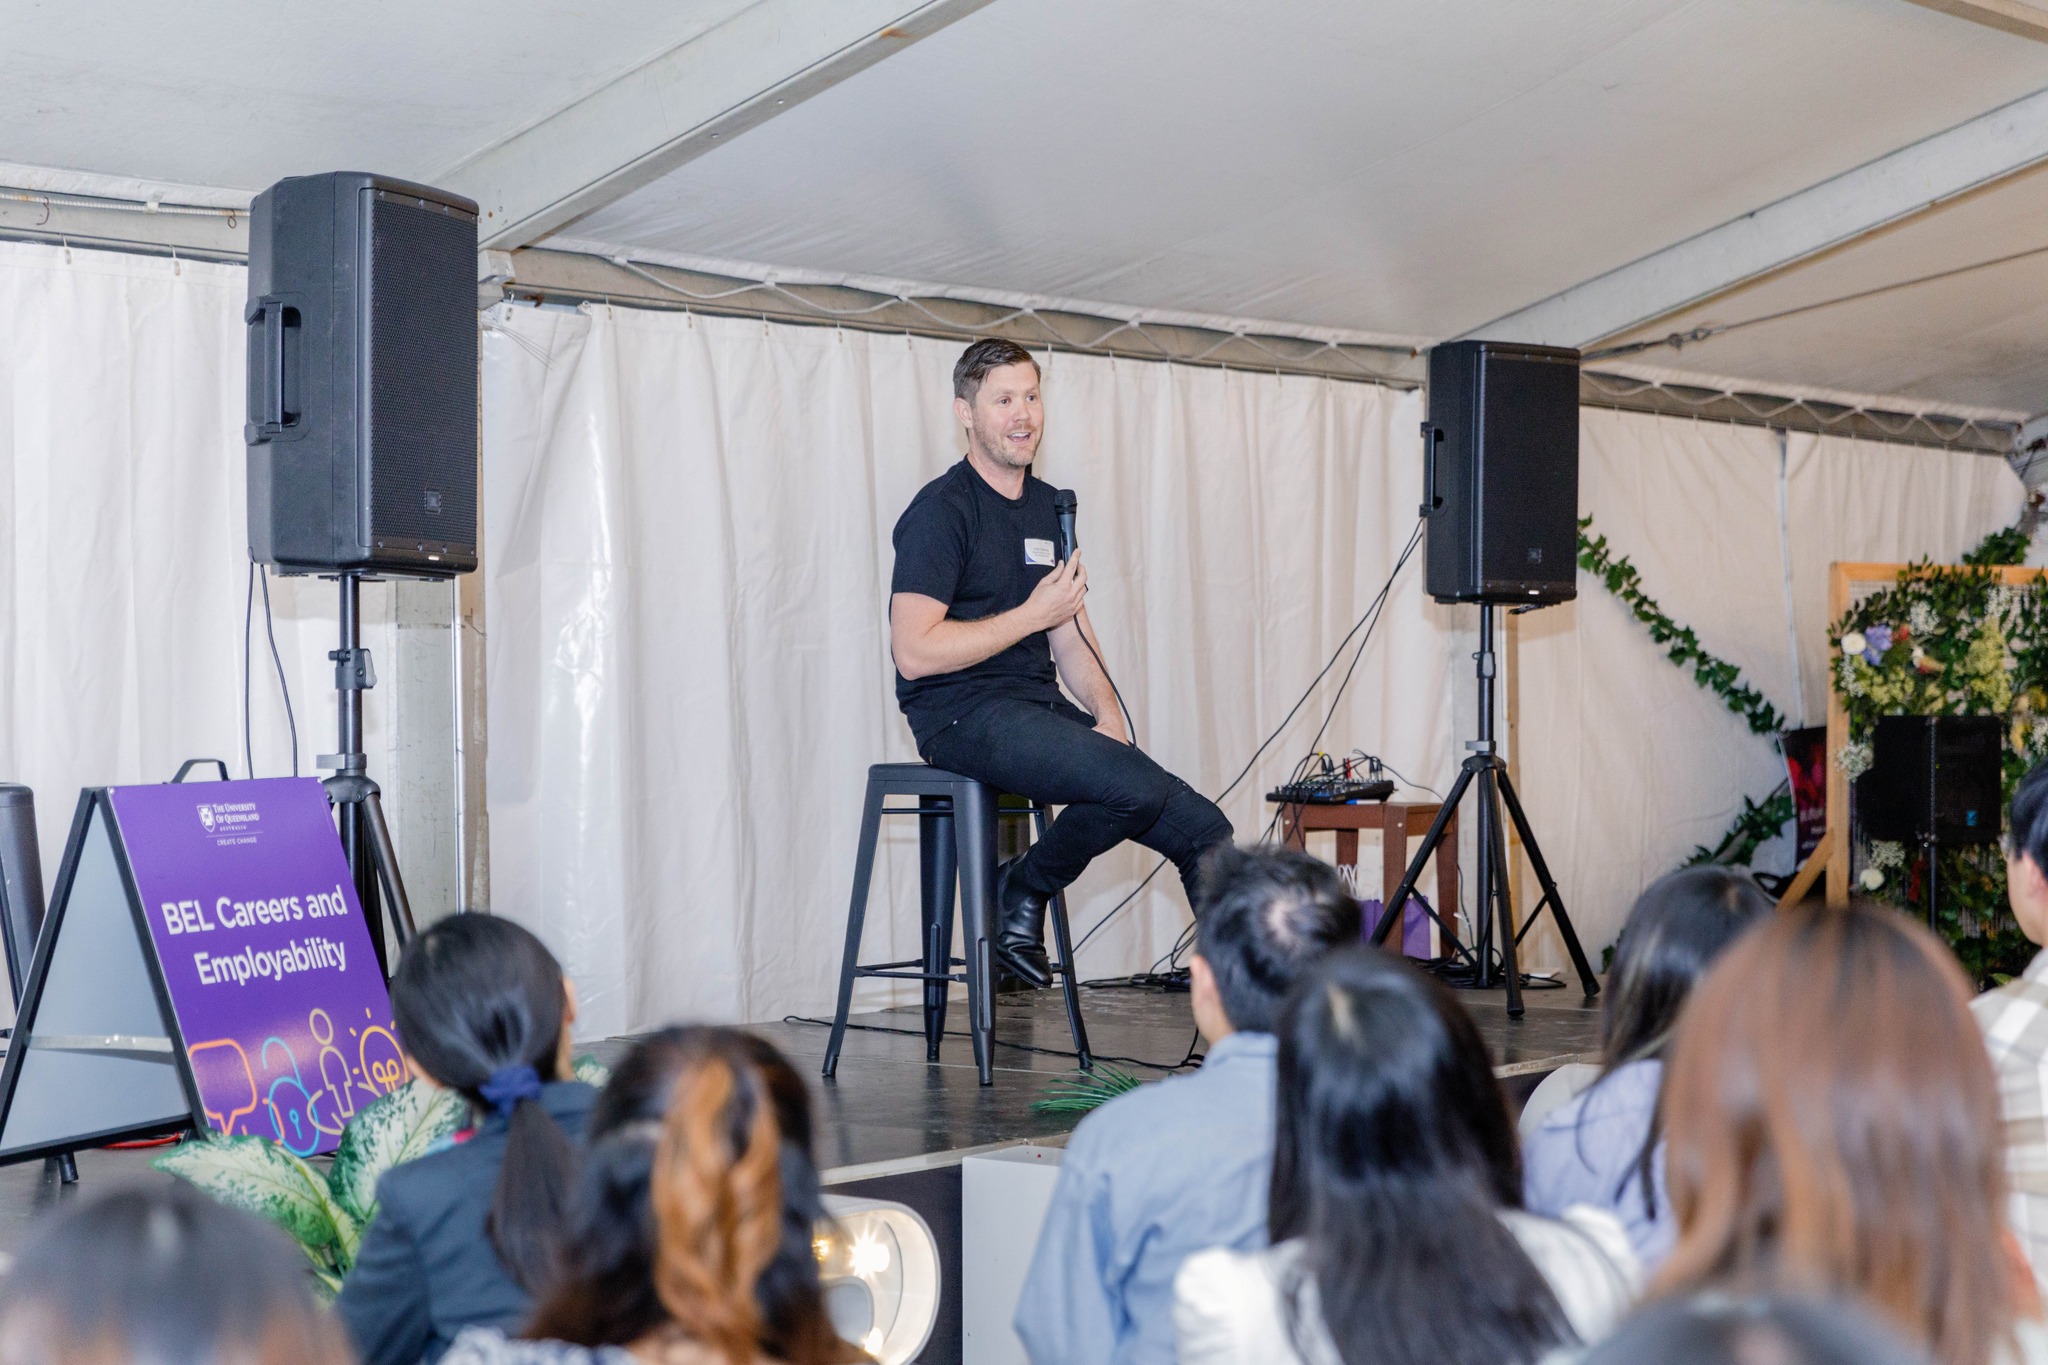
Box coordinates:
[1269,945,1571,1364]
[528,1026,858,1365]
[0,1183,353,1365]
[391,912,579,1295]
[1583,1294,1934,1365]
[1656,903,2012,1365]
[1601,866,1771,1072]
[1192,844,1361,1039]
[2008,759,2048,943]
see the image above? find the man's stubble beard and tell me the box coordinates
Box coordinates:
[972,420,1040,471]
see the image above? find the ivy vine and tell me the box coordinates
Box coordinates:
[1576,518,1789,738]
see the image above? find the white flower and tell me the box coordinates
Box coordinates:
[1991,586,2017,617]
[1838,741,1873,780]
[1860,867,1886,892]
[1909,601,1938,636]
[1870,840,1906,870]
[1840,632,1868,657]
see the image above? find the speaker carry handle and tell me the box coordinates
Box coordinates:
[1418,420,1444,517]
[243,297,291,444]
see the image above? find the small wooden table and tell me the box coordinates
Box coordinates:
[1276,801,1459,953]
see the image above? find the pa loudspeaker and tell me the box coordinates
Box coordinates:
[245,172,479,578]
[1421,340,1581,605]
[1855,714,2004,847]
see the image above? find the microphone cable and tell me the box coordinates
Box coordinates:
[1069,515,1426,955]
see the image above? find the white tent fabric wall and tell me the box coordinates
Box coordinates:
[0,240,398,1023]
[1512,410,2023,971]
[479,303,1451,1036]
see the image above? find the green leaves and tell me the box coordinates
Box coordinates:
[154,1133,359,1293]
[326,1081,466,1237]
[157,1078,461,1292]
[159,1057,620,1291]
[1031,1065,1145,1115]
[1577,521,1788,738]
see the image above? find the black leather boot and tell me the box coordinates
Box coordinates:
[993,856,1053,989]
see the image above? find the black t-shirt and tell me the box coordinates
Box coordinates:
[891,459,1064,745]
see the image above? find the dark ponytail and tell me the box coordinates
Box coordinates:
[390,913,576,1295]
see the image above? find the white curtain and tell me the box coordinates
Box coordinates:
[0,238,2026,1034]
[1514,410,2023,967]
[0,240,399,1024]
[479,304,1450,1035]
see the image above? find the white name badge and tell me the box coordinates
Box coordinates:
[1023,538,1055,567]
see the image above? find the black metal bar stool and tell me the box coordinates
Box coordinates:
[822,763,1092,1086]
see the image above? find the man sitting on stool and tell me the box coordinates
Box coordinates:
[890,338,1233,985]
[1015,845,1361,1364]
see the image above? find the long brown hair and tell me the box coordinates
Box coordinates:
[527,1027,861,1365]
[1653,903,2011,1365]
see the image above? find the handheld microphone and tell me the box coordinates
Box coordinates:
[1053,488,1078,562]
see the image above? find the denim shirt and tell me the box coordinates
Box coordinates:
[1521,1058,1671,1269]
[1016,1032,1277,1365]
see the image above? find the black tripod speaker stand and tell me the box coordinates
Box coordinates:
[318,571,417,976]
[1369,603,1599,1016]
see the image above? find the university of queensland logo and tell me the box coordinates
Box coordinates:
[197,805,216,834]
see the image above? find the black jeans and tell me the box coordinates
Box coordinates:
[922,696,1235,907]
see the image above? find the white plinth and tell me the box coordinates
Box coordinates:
[960,1143,1066,1365]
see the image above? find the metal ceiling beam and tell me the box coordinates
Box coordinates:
[1903,0,2048,43]
[439,0,995,251]
[1468,84,2048,348]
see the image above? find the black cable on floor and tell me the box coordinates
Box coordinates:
[781,1014,1202,1072]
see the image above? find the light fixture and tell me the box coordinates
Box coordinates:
[816,1194,940,1365]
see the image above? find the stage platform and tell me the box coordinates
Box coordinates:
[0,978,1602,1360]
[0,979,1603,1245]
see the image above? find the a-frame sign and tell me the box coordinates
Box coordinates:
[0,778,405,1164]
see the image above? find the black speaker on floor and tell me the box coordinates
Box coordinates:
[1422,340,1581,605]
[1856,714,2004,846]
[245,172,479,578]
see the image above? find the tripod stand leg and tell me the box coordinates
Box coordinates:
[1494,768,1599,997]
[1372,763,1476,952]
[358,787,417,945]
[1480,767,1523,1016]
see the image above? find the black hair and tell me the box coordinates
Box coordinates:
[1581,1294,1934,1365]
[1193,844,1361,1034]
[2010,758,2048,870]
[1587,865,1771,1222]
[527,1026,859,1365]
[952,338,1040,402]
[390,912,575,1296]
[0,1183,353,1365]
[1270,946,1572,1365]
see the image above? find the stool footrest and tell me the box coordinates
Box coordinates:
[854,968,965,984]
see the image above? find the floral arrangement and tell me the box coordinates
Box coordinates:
[1831,561,2048,981]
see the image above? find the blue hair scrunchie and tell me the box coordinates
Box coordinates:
[478,1063,544,1117]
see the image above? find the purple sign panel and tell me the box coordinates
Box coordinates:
[107,778,408,1155]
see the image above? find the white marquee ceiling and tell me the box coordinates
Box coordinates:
[7,0,2048,415]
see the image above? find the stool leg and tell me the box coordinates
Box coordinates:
[824,778,886,1079]
[920,796,957,1063]
[956,783,997,1086]
[1037,808,1094,1070]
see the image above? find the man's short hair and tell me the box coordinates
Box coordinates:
[2014,759,2048,869]
[953,339,1041,402]
[1194,845,1361,1035]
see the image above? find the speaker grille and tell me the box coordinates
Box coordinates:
[363,191,476,552]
